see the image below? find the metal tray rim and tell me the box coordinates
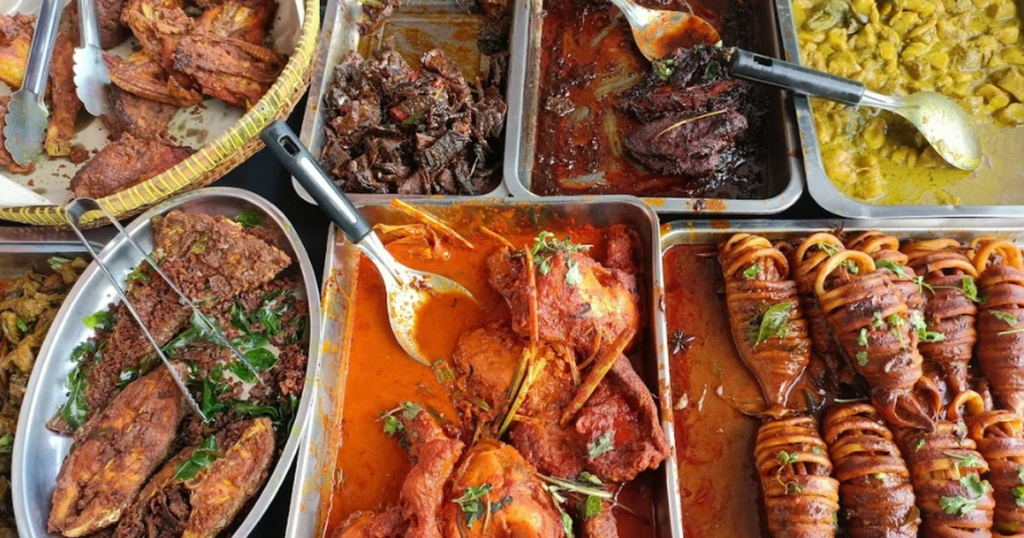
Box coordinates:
[502,0,805,215]
[286,195,682,538]
[775,0,1024,218]
[292,0,517,205]
[11,186,323,538]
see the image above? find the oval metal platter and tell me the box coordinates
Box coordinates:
[11,187,322,537]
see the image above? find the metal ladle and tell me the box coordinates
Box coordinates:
[607,0,983,171]
[260,121,474,366]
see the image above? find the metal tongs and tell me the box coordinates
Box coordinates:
[73,0,110,116]
[64,199,265,421]
[4,0,63,166]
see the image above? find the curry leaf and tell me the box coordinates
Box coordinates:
[757,303,793,344]
[236,210,263,228]
[83,310,113,331]
[117,367,139,389]
[173,435,220,482]
[579,495,602,520]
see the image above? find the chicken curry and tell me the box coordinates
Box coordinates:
[324,203,669,538]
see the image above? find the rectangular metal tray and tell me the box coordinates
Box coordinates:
[0,229,103,279]
[294,0,513,204]
[659,217,1024,537]
[286,197,681,538]
[503,0,804,214]
[776,0,1024,218]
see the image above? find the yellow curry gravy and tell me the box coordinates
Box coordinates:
[324,225,658,538]
[794,0,1024,205]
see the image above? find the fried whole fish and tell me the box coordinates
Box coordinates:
[48,366,187,537]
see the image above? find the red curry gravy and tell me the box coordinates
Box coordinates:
[531,0,768,200]
[323,224,661,538]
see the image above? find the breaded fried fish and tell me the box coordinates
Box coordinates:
[113,418,276,538]
[48,366,188,537]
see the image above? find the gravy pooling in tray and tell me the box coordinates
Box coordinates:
[324,208,667,538]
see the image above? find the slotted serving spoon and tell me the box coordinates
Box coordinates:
[260,121,474,366]
[607,0,982,171]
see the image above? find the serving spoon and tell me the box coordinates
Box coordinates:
[261,121,474,366]
[607,0,982,171]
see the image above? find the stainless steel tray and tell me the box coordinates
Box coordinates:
[660,217,1024,537]
[503,0,804,214]
[286,197,681,538]
[776,0,1024,218]
[294,0,514,204]
[0,229,105,279]
[11,187,322,538]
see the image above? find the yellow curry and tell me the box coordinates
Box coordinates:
[793,0,1024,204]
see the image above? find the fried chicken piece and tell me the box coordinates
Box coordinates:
[100,86,178,139]
[121,0,190,67]
[46,7,83,158]
[440,439,566,538]
[113,418,276,538]
[173,35,286,109]
[487,242,641,357]
[98,0,129,48]
[70,133,194,198]
[193,0,275,44]
[0,13,33,90]
[48,366,188,537]
[106,51,202,107]
[402,411,464,538]
[0,97,33,174]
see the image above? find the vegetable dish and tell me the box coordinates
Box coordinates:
[324,202,669,538]
[794,0,1024,204]
[44,209,309,538]
[0,257,86,537]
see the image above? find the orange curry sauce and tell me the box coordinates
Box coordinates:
[323,224,658,537]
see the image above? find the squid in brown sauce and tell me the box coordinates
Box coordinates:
[822,402,919,537]
[720,233,812,412]
[846,231,927,319]
[949,390,1024,536]
[898,414,995,537]
[971,238,1024,414]
[789,233,855,387]
[815,250,940,430]
[755,414,840,537]
[903,239,979,396]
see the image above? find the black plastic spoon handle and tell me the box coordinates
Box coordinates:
[730,49,865,106]
[261,121,372,243]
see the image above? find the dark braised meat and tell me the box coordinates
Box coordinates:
[100,86,179,140]
[173,35,286,109]
[69,133,194,199]
[618,45,766,181]
[755,415,840,538]
[48,366,188,537]
[356,0,400,34]
[320,41,506,195]
[0,13,33,90]
[0,97,33,174]
[972,239,1024,414]
[719,233,811,412]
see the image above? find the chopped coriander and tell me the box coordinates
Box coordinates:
[842,259,860,274]
[914,275,934,295]
[453,484,493,528]
[743,263,761,280]
[857,328,868,347]
[992,310,1019,327]
[383,415,403,437]
[14,318,29,333]
[83,310,114,331]
[565,258,583,286]
[588,432,614,458]
[962,276,983,304]
[961,474,990,497]
[126,265,150,282]
[1018,465,1024,484]
[0,434,12,454]
[909,310,945,343]
[432,359,455,384]
[940,475,990,517]
[580,495,603,520]
[916,439,926,451]
[812,446,823,455]
[560,510,575,538]
[872,311,886,330]
[876,259,909,279]
[815,242,840,256]
[943,451,984,470]
[173,435,220,482]
[756,302,794,344]
[856,351,868,366]
[1015,486,1024,508]
[236,210,263,228]
[887,314,907,348]
[777,450,799,467]
[530,232,591,279]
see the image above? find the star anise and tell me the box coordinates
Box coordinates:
[669,329,695,355]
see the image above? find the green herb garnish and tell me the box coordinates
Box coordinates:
[857,328,868,347]
[15,318,29,333]
[236,210,263,228]
[117,367,139,388]
[453,484,493,528]
[992,310,1019,327]
[777,450,799,467]
[743,263,761,280]
[943,451,984,470]
[48,256,71,271]
[940,474,991,517]
[530,232,591,277]
[916,439,926,451]
[126,265,150,282]
[83,310,114,331]
[432,359,455,384]
[588,432,614,458]
[173,435,220,482]
[876,259,909,279]
[580,495,603,520]
[0,434,13,454]
[755,302,793,344]
[856,351,868,366]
